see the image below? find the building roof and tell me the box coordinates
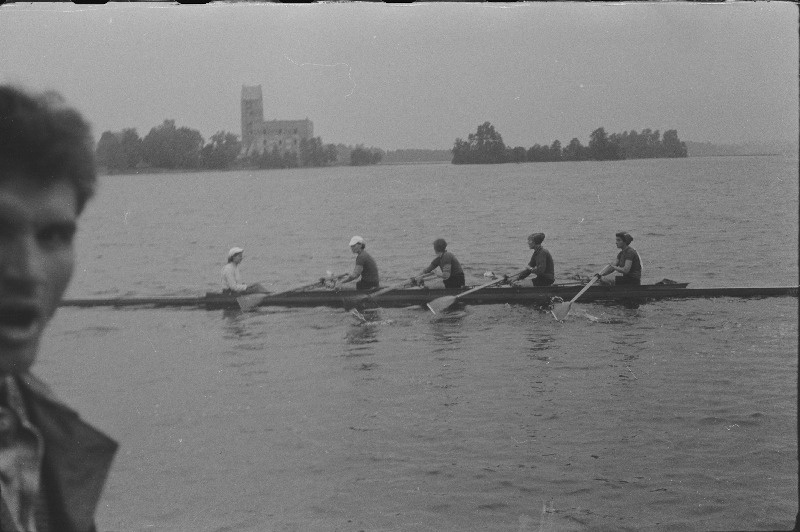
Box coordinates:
[241,85,263,101]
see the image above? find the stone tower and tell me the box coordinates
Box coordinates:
[241,85,264,155]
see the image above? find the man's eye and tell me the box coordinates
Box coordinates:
[38,224,76,248]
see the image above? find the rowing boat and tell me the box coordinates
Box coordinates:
[59,283,799,310]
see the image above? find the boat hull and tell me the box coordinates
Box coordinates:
[59,284,799,310]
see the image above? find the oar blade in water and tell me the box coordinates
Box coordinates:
[551,301,572,321]
[237,293,268,311]
[342,294,377,312]
[427,295,457,314]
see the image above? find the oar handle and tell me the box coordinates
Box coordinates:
[353,272,437,301]
[270,280,325,298]
[567,276,599,304]
[410,271,437,286]
[567,265,614,304]
[456,269,526,298]
[326,273,350,289]
[598,264,616,277]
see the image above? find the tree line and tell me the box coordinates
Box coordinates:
[95,119,382,173]
[452,122,687,165]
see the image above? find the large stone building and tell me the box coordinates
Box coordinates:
[240,85,313,157]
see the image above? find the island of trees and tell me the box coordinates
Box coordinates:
[451,122,688,164]
[95,119,384,174]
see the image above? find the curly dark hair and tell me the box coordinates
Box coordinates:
[615,231,633,245]
[0,85,97,213]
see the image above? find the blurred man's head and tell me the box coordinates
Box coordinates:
[0,86,97,374]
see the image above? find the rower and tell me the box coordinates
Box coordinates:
[416,238,465,288]
[517,232,555,286]
[334,236,380,290]
[221,247,267,294]
[599,231,642,285]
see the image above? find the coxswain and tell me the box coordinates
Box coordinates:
[599,231,642,285]
[517,232,555,286]
[221,247,267,294]
[417,238,466,288]
[335,236,380,290]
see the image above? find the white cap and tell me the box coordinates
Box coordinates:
[348,235,365,246]
[227,247,244,259]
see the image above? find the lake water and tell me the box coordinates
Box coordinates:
[38,156,797,531]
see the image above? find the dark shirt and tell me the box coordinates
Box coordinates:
[1,373,117,532]
[616,246,641,280]
[522,247,554,281]
[355,251,379,287]
[423,251,464,279]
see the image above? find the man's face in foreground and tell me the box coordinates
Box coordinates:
[0,173,77,374]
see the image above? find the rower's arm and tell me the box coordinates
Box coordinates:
[438,255,452,280]
[341,264,364,284]
[615,259,633,275]
[530,254,546,275]
[519,254,541,279]
[422,256,441,276]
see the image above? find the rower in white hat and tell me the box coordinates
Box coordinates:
[334,236,380,290]
[221,247,267,294]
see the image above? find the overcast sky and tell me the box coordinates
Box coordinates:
[1,2,796,150]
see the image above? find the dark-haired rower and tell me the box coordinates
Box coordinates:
[600,231,642,285]
[418,238,465,289]
[517,232,555,286]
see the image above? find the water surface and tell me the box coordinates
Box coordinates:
[41,156,797,531]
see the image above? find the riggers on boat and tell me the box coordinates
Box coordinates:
[60,283,799,310]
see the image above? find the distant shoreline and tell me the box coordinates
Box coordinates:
[98,152,789,176]
[688,153,783,157]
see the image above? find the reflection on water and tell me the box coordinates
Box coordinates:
[343,308,383,358]
[526,333,554,358]
[221,309,250,339]
[428,311,467,342]
[608,311,649,363]
[344,323,379,346]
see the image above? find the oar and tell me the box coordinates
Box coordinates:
[426,269,526,314]
[344,272,436,310]
[237,276,338,311]
[551,264,615,321]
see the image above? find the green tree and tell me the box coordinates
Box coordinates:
[549,140,562,161]
[661,129,687,158]
[118,128,143,169]
[350,145,383,166]
[142,120,204,169]
[96,131,121,171]
[324,144,338,165]
[589,127,623,161]
[96,128,142,172]
[451,138,473,164]
[200,131,241,169]
[527,144,550,162]
[509,146,527,163]
[562,138,587,161]
[452,121,507,164]
[300,136,338,167]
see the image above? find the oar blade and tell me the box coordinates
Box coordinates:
[342,294,377,312]
[427,295,457,314]
[237,293,268,311]
[551,301,572,321]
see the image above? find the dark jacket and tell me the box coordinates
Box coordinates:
[14,373,118,532]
